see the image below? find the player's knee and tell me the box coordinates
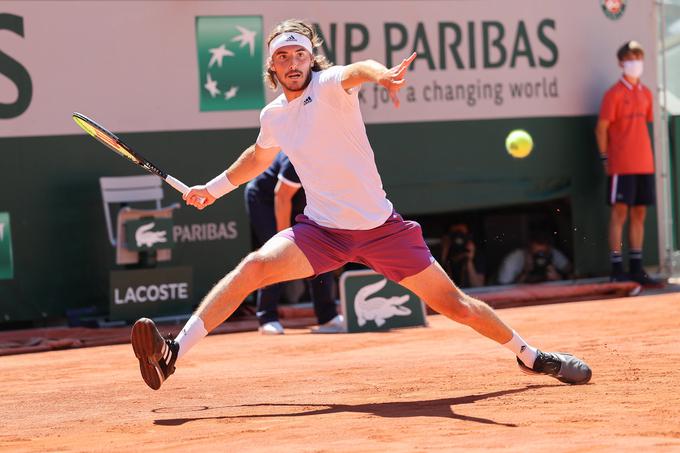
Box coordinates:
[239,252,269,282]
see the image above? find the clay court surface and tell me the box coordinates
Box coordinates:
[1,293,679,452]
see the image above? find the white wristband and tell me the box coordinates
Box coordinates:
[205,172,238,198]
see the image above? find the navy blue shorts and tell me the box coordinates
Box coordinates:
[607,174,656,206]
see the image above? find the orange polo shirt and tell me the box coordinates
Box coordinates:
[598,78,654,175]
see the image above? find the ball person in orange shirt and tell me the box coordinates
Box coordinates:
[595,41,663,287]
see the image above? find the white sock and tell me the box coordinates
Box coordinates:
[175,315,208,361]
[502,330,538,369]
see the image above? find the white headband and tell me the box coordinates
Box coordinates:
[269,32,314,57]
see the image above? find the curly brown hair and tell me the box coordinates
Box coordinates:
[264,19,333,91]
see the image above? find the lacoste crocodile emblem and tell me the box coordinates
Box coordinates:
[135,222,167,248]
[354,278,411,327]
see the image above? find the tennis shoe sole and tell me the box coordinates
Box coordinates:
[131,318,167,390]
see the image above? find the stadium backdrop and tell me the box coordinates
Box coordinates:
[0,1,664,323]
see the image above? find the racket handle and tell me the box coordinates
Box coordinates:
[165,174,189,194]
[165,175,206,204]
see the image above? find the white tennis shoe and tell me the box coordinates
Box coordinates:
[311,314,345,334]
[259,321,285,335]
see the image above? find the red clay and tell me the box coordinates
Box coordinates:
[1,293,679,452]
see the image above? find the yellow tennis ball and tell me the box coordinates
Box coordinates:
[506,129,533,159]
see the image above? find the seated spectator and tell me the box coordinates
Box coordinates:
[497,232,572,284]
[440,223,485,288]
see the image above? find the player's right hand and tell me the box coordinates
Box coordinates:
[183,186,216,210]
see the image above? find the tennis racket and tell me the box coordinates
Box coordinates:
[72,112,196,198]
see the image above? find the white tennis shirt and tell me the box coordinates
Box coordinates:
[256,66,393,230]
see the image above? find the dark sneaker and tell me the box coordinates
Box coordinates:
[131,318,178,390]
[517,350,592,385]
[630,272,665,288]
[610,272,642,295]
[610,271,630,282]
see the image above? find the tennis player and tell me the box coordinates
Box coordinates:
[132,19,591,390]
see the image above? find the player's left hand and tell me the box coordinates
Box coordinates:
[379,52,417,107]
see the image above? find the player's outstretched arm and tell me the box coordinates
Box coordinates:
[225,143,281,186]
[341,52,417,107]
[184,143,280,210]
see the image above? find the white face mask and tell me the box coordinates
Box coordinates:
[623,60,644,78]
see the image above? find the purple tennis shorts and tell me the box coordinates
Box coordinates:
[277,212,435,282]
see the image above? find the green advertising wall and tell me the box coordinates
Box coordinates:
[671,115,680,249]
[0,128,253,323]
[0,115,659,324]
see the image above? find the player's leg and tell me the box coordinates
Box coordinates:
[194,236,314,331]
[361,215,511,342]
[399,261,513,343]
[399,261,592,384]
[131,236,314,390]
[360,214,590,384]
